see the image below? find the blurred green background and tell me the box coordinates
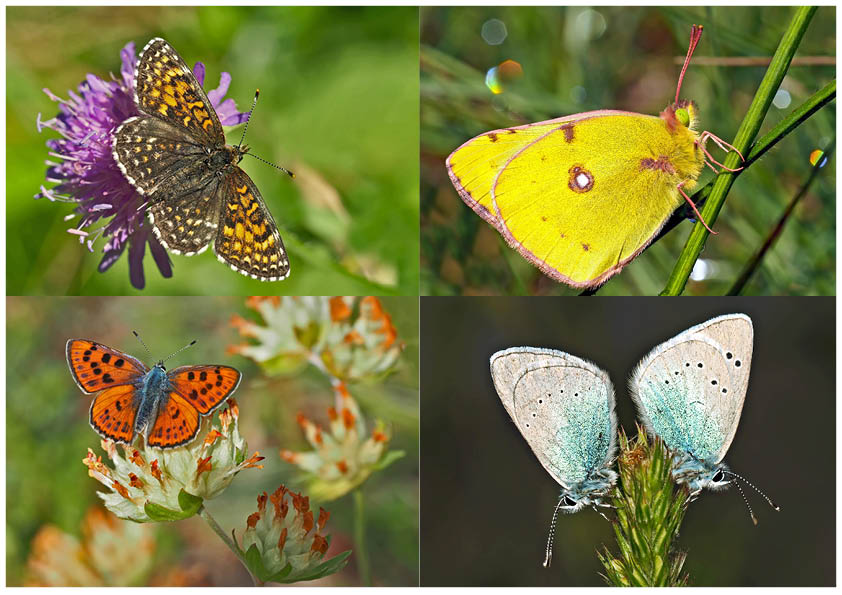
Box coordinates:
[421,6,835,295]
[420,297,834,586]
[7,296,419,586]
[8,6,419,295]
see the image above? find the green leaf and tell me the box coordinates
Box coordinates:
[372,449,406,471]
[178,489,204,515]
[143,491,203,523]
[278,550,353,584]
[242,543,274,583]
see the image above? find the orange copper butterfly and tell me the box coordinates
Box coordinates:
[66,336,241,449]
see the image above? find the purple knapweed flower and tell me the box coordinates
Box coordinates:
[36,41,249,289]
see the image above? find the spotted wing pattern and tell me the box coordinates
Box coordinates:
[214,167,289,280]
[89,384,139,444]
[66,339,148,394]
[147,392,201,448]
[134,37,224,146]
[167,365,241,414]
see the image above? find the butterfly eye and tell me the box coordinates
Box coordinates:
[676,107,690,126]
[562,496,577,507]
[712,470,725,482]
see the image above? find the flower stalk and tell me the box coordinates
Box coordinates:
[353,489,371,586]
[598,427,689,587]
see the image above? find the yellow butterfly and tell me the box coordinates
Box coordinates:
[446,25,743,289]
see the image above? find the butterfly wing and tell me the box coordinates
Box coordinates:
[630,314,753,464]
[89,384,139,444]
[133,37,224,146]
[167,365,241,414]
[214,167,290,281]
[491,347,616,488]
[66,339,148,394]
[491,112,704,288]
[447,115,585,231]
[147,392,201,448]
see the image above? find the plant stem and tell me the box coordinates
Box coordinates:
[661,6,818,295]
[727,139,835,295]
[198,504,263,587]
[353,488,372,586]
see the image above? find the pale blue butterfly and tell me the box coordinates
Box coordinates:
[629,313,779,522]
[490,347,618,567]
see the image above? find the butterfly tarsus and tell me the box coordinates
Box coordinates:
[677,180,717,234]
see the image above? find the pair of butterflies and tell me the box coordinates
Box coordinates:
[66,338,241,449]
[491,314,777,567]
[448,25,742,289]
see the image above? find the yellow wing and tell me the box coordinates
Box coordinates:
[447,114,596,231]
[485,112,702,287]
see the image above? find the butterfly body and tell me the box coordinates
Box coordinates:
[629,314,753,492]
[132,362,169,440]
[113,37,290,281]
[67,339,241,449]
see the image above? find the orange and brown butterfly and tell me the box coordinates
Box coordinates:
[66,338,241,449]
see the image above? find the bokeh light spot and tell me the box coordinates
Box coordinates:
[485,60,523,95]
[809,149,827,168]
[773,89,792,109]
[481,19,508,45]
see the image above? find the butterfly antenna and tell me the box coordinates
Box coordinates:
[542,498,565,568]
[675,24,704,104]
[132,331,153,359]
[162,339,197,364]
[724,470,781,515]
[238,89,295,179]
[237,90,259,149]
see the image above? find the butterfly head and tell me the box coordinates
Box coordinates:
[661,99,699,133]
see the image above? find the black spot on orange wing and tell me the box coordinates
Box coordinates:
[146,392,200,448]
[167,365,241,414]
[89,384,139,444]
[67,339,148,394]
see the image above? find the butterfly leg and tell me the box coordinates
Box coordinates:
[591,504,611,521]
[698,132,745,173]
[677,180,718,235]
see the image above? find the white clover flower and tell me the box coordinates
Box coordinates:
[281,382,404,501]
[26,507,155,586]
[235,485,350,584]
[82,399,263,522]
[230,296,403,382]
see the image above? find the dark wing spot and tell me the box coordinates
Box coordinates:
[561,123,575,143]
[199,371,207,381]
[115,358,125,367]
[101,353,111,364]
[488,132,498,142]
[567,165,594,193]
[188,371,195,380]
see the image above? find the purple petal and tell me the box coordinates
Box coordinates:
[148,233,173,279]
[206,71,231,105]
[193,61,205,87]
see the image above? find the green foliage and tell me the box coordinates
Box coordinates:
[598,428,689,586]
[143,490,204,523]
[8,6,419,295]
[663,6,822,295]
[421,6,835,295]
